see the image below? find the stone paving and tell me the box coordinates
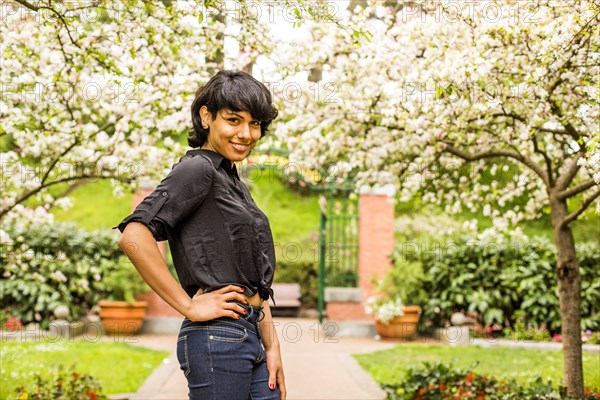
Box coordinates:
[125,318,398,400]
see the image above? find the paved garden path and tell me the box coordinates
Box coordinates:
[126,318,397,400]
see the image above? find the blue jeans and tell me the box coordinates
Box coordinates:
[176,302,281,400]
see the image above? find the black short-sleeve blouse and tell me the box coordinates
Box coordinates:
[112,149,276,302]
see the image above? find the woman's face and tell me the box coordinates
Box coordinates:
[199,106,261,162]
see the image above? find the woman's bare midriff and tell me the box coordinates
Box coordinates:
[245,292,263,307]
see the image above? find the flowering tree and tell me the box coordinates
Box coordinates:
[270,0,599,396]
[0,0,275,227]
[0,0,366,229]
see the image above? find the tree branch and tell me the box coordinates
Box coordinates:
[441,143,549,187]
[548,98,583,145]
[12,1,121,73]
[535,127,569,135]
[0,174,136,219]
[467,112,526,124]
[12,1,87,58]
[13,0,38,11]
[41,118,122,184]
[532,133,554,186]
[556,179,598,200]
[554,151,585,191]
[560,186,600,228]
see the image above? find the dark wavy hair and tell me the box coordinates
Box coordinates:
[188,70,279,148]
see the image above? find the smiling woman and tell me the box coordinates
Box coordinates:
[114,70,285,400]
[189,70,278,163]
[200,108,262,162]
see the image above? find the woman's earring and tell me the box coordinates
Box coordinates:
[202,122,208,129]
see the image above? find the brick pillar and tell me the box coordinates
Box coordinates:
[324,187,396,332]
[358,191,395,300]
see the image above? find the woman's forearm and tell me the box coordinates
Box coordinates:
[118,222,192,317]
[260,300,286,398]
[259,301,281,350]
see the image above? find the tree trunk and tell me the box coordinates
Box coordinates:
[550,195,584,398]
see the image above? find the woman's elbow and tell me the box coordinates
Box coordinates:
[117,231,131,251]
[117,222,143,251]
[117,233,129,250]
[117,222,149,249]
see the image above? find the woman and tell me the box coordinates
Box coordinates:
[114,70,286,400]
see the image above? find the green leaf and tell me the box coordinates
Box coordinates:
[456,294,464,304]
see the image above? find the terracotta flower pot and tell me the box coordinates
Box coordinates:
[98,300,147,336]
[375,305,422,339]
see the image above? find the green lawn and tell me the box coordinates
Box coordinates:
[51,179,133,231]
[354,344,600,390]
[1,337,169,398]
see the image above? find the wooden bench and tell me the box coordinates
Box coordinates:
[268,283,301,317]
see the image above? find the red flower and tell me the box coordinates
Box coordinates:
[419,388,425,395]
[466,372,474,382]
[552,333,563,342]
[428,383,434,389]
[89,392,97,400]
[72,373,79,380]
[5,317,23,331]
[439,383,446,390]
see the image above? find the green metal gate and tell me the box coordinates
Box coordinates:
[248,147,358,323]
[317,186,359,323]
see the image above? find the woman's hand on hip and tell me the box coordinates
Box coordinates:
[185,285,248,322]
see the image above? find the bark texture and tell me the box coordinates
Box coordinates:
[550,194,584,398]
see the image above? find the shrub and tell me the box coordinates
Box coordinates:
[416,234,599,333]
[365,249,425,324]
[98,259,149,303]
[382,361,600,400]
[502,313,552,342]
[586,331,600,345]
[14,364,107,400]
[1,222,124,328]
[419,235,522,328]
[388,249,428,307]
[578,242,600,331]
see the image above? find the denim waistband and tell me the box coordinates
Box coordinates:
[181,301,265,339]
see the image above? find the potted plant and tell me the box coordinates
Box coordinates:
[364,255,425,339]
[365,294,422,339]
[96,258,149,336]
